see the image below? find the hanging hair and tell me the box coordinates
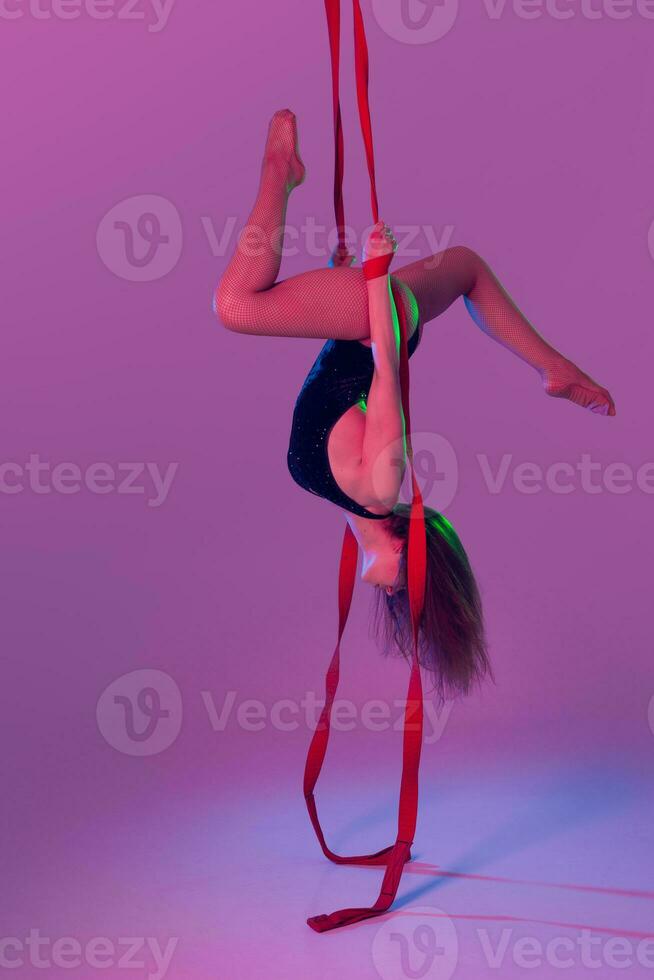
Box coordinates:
[370,504,491,700]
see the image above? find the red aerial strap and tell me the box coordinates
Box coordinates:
[304,0,427,933]
[324,0,347,254]
[352,0,380,224]
[362,253,393,281]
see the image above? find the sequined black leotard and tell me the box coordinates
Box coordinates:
[287,325,422,519]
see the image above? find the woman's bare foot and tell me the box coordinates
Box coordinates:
[261,109,306,193]
[542,357,616,416]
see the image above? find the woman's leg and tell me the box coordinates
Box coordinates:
[394,247,615,415]
[215,111,418,342]
[216,113,612,413]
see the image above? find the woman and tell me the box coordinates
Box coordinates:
[215,109,616,698]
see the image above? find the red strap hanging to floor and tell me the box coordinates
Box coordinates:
[304,0,427,933]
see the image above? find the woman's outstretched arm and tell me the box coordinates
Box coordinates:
[395,246,616,416]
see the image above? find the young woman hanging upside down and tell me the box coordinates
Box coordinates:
[215,109,616,698]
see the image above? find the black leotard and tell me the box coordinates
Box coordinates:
[287,325,422,519]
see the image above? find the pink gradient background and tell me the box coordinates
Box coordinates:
[1,1,653,977]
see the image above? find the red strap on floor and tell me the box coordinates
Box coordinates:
[304,0,427,933]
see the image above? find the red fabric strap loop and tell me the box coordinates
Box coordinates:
[362,253,393,281]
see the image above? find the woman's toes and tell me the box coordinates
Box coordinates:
[263,109,305,189]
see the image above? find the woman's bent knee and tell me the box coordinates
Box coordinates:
[214,284,245,332]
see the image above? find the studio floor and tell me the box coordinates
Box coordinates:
[7,738,653,980]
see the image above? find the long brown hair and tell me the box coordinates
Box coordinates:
[371,505,491,700]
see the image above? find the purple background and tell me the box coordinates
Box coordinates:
[2,1,653,977]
